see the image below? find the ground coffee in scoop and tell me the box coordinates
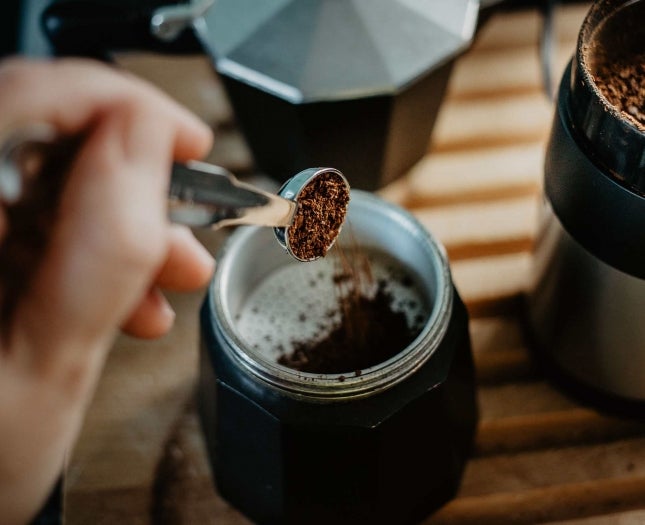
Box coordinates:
[287,170,350,261]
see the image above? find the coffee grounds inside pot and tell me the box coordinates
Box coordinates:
[278,243,423,374]
[278,280,418,374]
[287,171,350,261]
[593,53,645,129]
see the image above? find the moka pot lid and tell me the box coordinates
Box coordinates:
[194,0,480,103]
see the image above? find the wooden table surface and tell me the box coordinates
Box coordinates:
[65,4,645,524]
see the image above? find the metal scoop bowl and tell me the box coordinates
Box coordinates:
[273,167,349,262]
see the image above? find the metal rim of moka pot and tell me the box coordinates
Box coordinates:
[544,0,645,279]
[206,190,454,401]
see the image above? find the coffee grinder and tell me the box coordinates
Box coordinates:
[527,0,645,413]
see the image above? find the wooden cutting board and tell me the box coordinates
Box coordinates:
[65,4,645,524]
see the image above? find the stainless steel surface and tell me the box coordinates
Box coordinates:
[198,0,480,103]
[168,160,295,229]
[209,190,454,400]
[528,202,645,401]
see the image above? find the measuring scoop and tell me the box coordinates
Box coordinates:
[0,124,350,262]
[170,163,349,261]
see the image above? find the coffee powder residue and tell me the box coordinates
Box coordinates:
[287,171,350,261]
[593,53,645,129]
[278,281,418,374]
[278,243,424,374]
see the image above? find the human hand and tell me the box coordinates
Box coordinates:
[0,58,214,524]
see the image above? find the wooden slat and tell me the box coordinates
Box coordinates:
[478,381,579,420]
[380,143,544,208]
[464,438,645,496]
[472,4,588,52]
[431,92,553,152]
[413,195,539,260]
[450,252,532,317]
[547,508,645,524]
[469,317,536,384]
[425,477,645,525]
[476,410,645,456]
[449,46,574,100]
[469,316,526,354]
[474,347,536,385]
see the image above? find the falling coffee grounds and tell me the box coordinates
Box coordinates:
[278,280,418,374]
[287,170,350,261]
[278,243,426,374]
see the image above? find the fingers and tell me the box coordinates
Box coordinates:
[121,226,214,339]
[36,102,174,335]
[0,58,213,161]
[121,287,175,339]
[12,108,171,363]
[3,59,214,390]
[155,225,214,290]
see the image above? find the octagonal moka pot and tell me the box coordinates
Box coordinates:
[41,0,479,190]
[198,191,478,525]
[526,0,645,413]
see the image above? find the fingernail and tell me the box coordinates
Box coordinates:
[161,296,176,321]
[195,240,216,273]
[152,288,176,321]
